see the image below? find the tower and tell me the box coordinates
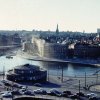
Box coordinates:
[56,24,59,34]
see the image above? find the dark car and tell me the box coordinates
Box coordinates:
[89,97,99,100]
[4,82,11,87]
[24,90,35,96]
[63,90,72,95]
[12,84,21,88]
[76,92,85,97]
[34,83,42,87]
[70,94,79,99]
[62,93,68,97]
[48,89,62,97]
[11,90,22,95]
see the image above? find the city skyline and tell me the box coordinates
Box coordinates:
[0,0,100,32]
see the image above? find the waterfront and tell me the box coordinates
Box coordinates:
[1,55,100,99]
[0,55,100,76]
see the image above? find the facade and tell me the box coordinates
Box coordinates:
[6,64,47,82]
[31,38,68,59]
[74,43,100,59]
[0,34,21,46]
[32,38,45,56]
[22,25,69,59]
[22,42,38,54]
[97,28,100,33]
[42,43,68,59]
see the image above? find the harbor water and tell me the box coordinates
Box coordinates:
[0,55,100,76]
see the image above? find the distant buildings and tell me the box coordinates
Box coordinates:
[22,26,100,60]
[6,64,47,82]
[22,25,70,59]
[74,43,100,59]
[0,33,21,46]
[23,37,69,59]
[97,28,100,34]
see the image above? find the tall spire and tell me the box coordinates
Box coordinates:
[56,24,59,34]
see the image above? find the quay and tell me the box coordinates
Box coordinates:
[18,52,100,67]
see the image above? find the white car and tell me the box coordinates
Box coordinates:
[1,92,12,98]
[33,89,43,94]
[87,93,97,98]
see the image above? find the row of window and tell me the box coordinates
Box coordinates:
[14,70,40,74]
[7,73,46,81]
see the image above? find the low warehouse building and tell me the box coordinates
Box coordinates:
[6,64,47,83]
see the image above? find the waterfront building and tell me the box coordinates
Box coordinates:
[12,33,21,45]
[22,42,38,55]
[32,38,45,56]
[6,64,47,82]
[42,42,68,59]
[31,37,69,59]
[74,43,100,59]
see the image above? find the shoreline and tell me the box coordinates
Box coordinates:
[17,51,100,67]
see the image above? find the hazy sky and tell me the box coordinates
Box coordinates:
[0,0,100,32]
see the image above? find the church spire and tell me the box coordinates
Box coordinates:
[56,24,59,34]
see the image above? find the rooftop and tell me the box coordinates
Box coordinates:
[14,64,40,70]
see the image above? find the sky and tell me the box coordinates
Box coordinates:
[0,0,100,32]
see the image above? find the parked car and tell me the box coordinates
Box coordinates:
[89,97,99,100]
[11,90,22,95]
[18,85,24,88]
[63,90,72,95]
[62,93,68,97]
[1,80,8,83]
[34,89,42,94]
[87,93,97,98]
[1,92,12,98]
[19,88,26,94]
[33,88,46,95]
[24,90,35,96]
[70,94,79,99]
[40,89,47,95]
[76,92,85,97]
[4,82,12,87]
[12,84,20,88]
[21,86,26,89]
[48,89,62,97]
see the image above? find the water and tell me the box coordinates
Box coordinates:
[0,55,100,76]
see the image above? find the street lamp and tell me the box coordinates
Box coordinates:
[61,66,63,83]
[85,72,86,88]
[79,80,80,93]
[47,69,49,81]
[96,73,98,84]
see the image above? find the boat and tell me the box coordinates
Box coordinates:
[6,56,13,59]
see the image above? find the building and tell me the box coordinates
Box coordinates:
[22,25,69,59]
[42,43,68,59]
[97,28,100,34]
[56,24,59,35]
[6,64,47,83]
[74,43,100,59]
[22,42,38,55]
[31,38,68,59]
